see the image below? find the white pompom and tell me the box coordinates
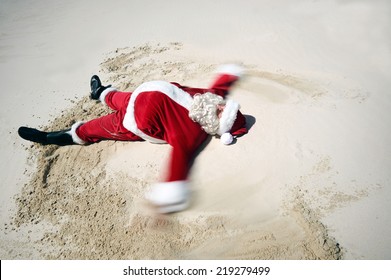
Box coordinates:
[220,132,233,145]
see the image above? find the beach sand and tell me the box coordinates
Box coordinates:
[1,0,390,259]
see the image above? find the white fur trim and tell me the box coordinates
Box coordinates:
[218,99,240,135]
[216,64,245,77]
[123,81,193,144]
[69,121,87,145]
[145,180,190,213]
[99,87,117,106]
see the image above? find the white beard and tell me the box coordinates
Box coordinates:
[189,92,225,135]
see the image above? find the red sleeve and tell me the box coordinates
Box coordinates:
[164,121,208,182]
[208,73,241,98]
[208,64,245,98]
[171,72,240,100]
[152,93,208,182]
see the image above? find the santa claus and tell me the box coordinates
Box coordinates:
[18,64,248,213]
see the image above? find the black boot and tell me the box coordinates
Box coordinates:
[90,75,111,100]
[18,127,74,146]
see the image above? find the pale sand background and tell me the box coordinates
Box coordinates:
[0,0,390,259]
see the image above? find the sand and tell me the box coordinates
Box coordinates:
[1,0,390,260]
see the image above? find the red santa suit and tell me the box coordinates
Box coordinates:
[70,64,247,213]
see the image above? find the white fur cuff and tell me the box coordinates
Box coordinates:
[216,64,245,77]
[145,180,190,213]
[69,121,87,145]
[99,87,117,106]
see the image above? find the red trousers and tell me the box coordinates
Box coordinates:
[76,91,143,143]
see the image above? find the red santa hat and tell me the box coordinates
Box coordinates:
[218,100,247,145]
